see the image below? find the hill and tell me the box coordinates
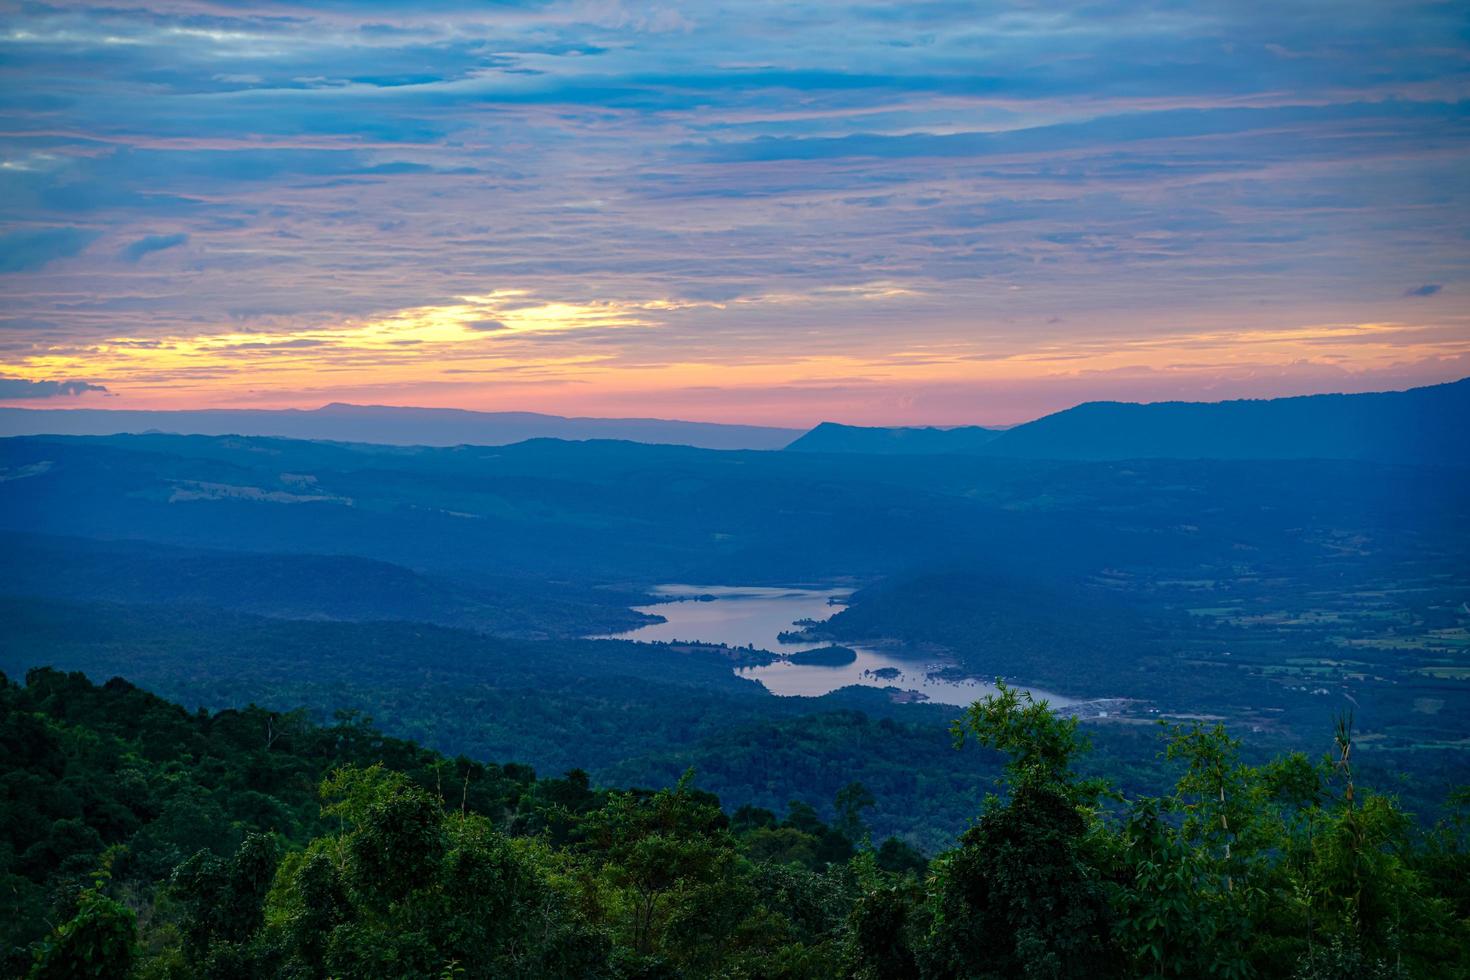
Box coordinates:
[783,378,1470,466]
[0,666,902,977]
[0,402,800,450]
[0,532,653,639]
[4,668,1465,978]
[986,376,1470,465]
[785,421,1002,454]
[4,431,1462,585]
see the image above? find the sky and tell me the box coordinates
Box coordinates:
[0,1,1467,426]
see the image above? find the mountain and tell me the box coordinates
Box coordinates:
[2,430,1460,588]
[785,421,1002,454]
[987,376,1469,466]
[0,531,654,639]
[0,402,800,450]
[784,378,1469,466]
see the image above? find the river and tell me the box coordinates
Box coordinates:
[600,584,1074,708]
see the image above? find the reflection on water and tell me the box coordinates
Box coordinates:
[602,584,1073,708]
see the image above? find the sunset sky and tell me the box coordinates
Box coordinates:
[1,1,1467,425]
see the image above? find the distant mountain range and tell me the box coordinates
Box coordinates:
[787,377,1469,467]
[0,402,801,451]
[4,377,1465,464]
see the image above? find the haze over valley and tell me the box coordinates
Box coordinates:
[4,380,1466,828]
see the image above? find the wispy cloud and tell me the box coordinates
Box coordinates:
[120,232,189,262]
[0,1,1467,418]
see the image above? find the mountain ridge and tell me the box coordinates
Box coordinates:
[0,402,801,451]
[786,377,1469,466]
[785,421,1003,454]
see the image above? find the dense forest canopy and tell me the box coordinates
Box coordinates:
[3,670,1466,978]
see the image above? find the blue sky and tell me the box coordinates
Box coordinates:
[0,1,1466,423]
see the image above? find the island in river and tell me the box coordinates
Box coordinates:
[598,585,1078,709]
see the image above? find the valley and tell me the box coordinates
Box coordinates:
[2,385,1467,977]
[2,400,1465,840]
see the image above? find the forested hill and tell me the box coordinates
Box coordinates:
[0,531,654,639]
[988,375,1470,465]
[785,422,1002,454]
[5,669,1468,978]
[784,377,1470,466]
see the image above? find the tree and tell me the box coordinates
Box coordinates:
[29,865,137,980]
[1112,796,1245,978]
[850,879,925,980]
[262,764,607,979]
[921,768,1119,979]
[1287,715,1440,978]
[921,683,1120,978]
[580,771,747,972]
[874,837,927,876]
[168,832,279,976]
[835,782,876,845]
[949,681,1100,803]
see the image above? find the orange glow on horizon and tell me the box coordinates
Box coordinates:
[4,287,1468,426]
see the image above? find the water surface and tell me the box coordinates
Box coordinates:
[604,585,1073,708]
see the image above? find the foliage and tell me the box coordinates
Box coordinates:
[921,684,1120,978]
[27,860,138,980]
[3,668,1468,978]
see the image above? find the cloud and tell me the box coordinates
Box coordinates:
[686,102,1462,164]
[0,227,100,273]
[1403,284,1442,297]
[120,232,189,262]
[0,376,109,399]
[0,1,1467,417]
